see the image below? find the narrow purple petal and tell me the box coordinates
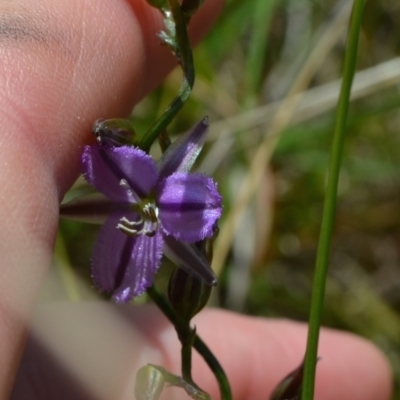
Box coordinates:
[157,117,209,179]
[60,193,129,224]
[158,172,222,242]
[82,144,158,202]
[163,235,217,285]
[92,213,163,303]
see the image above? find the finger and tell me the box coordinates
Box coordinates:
[0,0,223,395]
[190,310,393,400]
[12,304,392,400]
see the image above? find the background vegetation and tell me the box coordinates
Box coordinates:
[55,0,400,398]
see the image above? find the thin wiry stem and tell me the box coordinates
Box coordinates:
[147,286,233,400]
[301,1,366,399]
[140,0,195,152]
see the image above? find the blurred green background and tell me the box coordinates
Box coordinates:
[55,0,400,398]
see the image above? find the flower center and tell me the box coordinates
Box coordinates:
[116,179,159,237]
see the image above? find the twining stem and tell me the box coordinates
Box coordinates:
[178,324,196,385]
[140,0,195,152]
[301,1,365,399]
[147,286,233,400]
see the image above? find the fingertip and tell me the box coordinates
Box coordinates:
[316,327,393,400]
[189,311,392,400]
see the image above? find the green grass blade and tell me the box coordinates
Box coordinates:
[244,0,277,105]
[301,1,366,399]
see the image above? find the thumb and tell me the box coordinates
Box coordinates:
[0,0,223,395]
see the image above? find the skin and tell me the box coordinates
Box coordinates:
[0,0,392,398]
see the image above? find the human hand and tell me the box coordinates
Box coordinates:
[0,0,392,398]
[11,303,392,399]
[0,0,221,395]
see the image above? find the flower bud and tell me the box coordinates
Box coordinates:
[270,360,305,400]
[92,118,138,147]
[134,365,165,400]
[168,267,212,321]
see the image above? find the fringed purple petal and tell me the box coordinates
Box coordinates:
[163,235,217,285]
[82,144,158,202]
[158,172,222,242]
[157,117,209,179]
[92,213,163,303]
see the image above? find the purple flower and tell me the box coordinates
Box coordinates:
[61,118,222,303]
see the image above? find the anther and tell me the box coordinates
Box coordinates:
[143,203,159,222]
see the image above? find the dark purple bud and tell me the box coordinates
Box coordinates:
[168,267,212,321]
[92,118,138,147]
[270,360,306,400]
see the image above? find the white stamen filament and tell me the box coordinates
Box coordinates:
[117,203,159,238]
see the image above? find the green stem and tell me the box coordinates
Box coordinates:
[140,0,195,152]
[301,1,365,399]
[177,322,196,384]
[147,286,233,400]
[192,336,232,399]
[181,336,193,383]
